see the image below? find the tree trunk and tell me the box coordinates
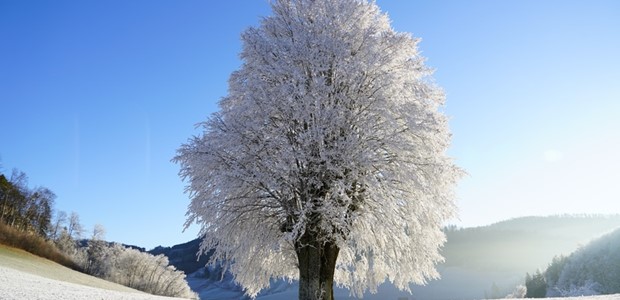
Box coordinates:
[296,233,340,300]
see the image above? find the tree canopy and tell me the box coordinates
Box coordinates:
[175,0,460,298]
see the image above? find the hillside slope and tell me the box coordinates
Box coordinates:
[540,227,620,296]
[0,245,185,299]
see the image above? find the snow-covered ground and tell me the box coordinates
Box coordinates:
[3,263,620,300]
[0,265,186,300]
[2,245,620,300]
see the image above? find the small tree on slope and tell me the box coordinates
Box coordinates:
[174,0,461,299]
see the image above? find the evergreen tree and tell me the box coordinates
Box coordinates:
[525,270,547,298]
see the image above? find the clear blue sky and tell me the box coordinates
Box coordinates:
[1,1,618,250]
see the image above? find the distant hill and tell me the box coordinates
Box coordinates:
[149,238,210,275]
[443,214,620,271]
[154,214,620,300]
[416,214,620,300]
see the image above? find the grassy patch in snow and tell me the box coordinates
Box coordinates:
[0,221,80,270]
[0,244,144,294]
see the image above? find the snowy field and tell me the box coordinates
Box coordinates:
[0,245,186,300]
[0,266,186,300]
[2,245,620,300]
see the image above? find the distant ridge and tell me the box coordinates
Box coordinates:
[481,214,620,232]
[443,214,620,271]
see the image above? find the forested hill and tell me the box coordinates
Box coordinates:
[541,226,620,297]
[443,215,620,272]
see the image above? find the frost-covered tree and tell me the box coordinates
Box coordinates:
[174,0,460,299]
[105,244,197,299]
[86,224,108,276]
[506,284,527,298]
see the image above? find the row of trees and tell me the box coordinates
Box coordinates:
[0,166,87,250]
[0,169,54,237]
[61,224,198,299]
[47,200,197,298]
[0,166,196,298]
